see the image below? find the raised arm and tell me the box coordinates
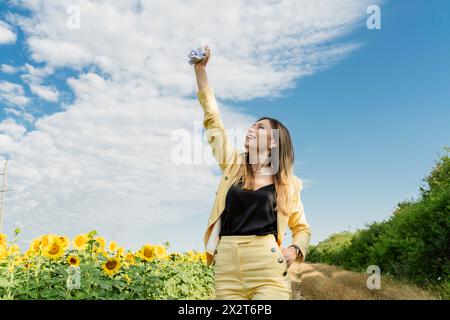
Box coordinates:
[193,45,236,171]
[193,46,210,90]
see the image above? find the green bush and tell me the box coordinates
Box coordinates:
[306,147,450,295]
[307,231,354,265]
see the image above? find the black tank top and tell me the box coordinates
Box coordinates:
[219,181,278,238]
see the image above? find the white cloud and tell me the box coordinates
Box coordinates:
[1,72,252,251]
[4,108,22,116]
[0,118,27,140]
[11,0,375,100]
[3,108,35,123]
[27,38,93,68]
[29,84,59,102]
[0,65,56,103]
[0,81,29,106]
[0,21,16,44]
[1,0,378,252]
[0,64,19,73]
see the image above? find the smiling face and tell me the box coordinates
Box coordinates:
[244,118,276,157]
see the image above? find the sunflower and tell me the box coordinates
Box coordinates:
[137,244,155,262]
[102,257,121,276]
[42,238,65,260]
[57,236,70,249]
[16,256,30,266]
[0,233,7,248]
[108,241,118,252]
[73,234,88,250]
[185,250,196,262]
[168,252,181,261]
[7,244,20,256]
[0,247,7,261]
[24,249,37,258]
[98,249,109,258]
[29,238,42,253]
[197,252,207,263]
[116,247,125,258]
[124,252,136,265]
[28,235,44,253]
[153,245,167,259]
[22,259,34,269]
[94,236,106,250]
[67,255,80,267]
[40,234,51,247]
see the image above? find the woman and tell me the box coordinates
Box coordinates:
[193,45,311,300]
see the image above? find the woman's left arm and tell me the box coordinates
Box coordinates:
[287,177,311,263]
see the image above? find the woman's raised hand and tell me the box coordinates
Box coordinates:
[194,44,211,69]
[193,44,211,90]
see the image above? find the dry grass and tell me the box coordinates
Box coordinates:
[288,262,439,300]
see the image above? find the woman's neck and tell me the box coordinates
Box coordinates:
[251,163,272,176]
[247,151,273,175]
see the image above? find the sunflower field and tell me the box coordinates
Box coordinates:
[0,229,214,300]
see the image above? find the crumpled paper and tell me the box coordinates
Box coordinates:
[188,47,206,65]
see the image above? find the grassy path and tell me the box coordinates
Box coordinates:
[288,262,439,300]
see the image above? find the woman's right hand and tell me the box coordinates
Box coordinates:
[194,44,211,69]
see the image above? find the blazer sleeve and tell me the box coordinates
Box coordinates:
[196,86,237,172]
[288,176,312,262]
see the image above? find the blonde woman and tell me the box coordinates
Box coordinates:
[193,45,311,300]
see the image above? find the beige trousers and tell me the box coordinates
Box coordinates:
[213,234,292,300]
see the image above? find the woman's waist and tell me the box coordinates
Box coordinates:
[218,233,277,244]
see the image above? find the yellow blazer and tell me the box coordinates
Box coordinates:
[197,86,311,266]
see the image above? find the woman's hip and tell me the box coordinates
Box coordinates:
[215,234,289,278]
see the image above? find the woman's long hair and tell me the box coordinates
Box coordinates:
[231,117,295,217]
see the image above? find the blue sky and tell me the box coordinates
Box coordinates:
[0,0,448,252]
[240,0,450,241]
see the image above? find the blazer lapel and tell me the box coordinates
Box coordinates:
[204,150,292,251]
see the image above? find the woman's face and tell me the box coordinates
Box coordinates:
[245,119,274,154]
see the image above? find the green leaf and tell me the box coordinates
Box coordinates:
[0,278,13,288]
